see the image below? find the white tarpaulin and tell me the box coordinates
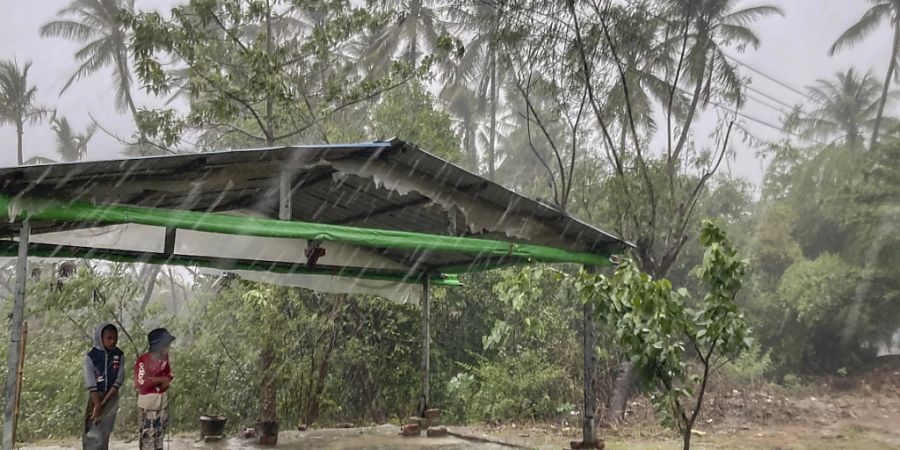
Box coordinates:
[6,221,423,304]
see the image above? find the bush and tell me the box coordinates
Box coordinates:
[446,351,577,423]
[722,343,772,385]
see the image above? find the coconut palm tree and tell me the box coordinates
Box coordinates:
[364,0,448,72]
[440,82,480,170]
[40,0,137,116]
[785,68,887,148]
[663,0,784,158]
[0,59,51,165]
[52,116,97,162]
[442,2,507,179]
[830,0,900,149]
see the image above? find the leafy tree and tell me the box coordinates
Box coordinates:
[493,0,779,423]
[125,0,453,150]
[830,0,900,149]
[40,0,138,117]
[747,204,802,283]
[494,75,573,203]
[765,255,869,374]
[496,0,780,275]
[0,59,51,165]
[785,68,887,149]
[370,80,462,162]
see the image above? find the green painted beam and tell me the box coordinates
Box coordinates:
[0,195,612,268]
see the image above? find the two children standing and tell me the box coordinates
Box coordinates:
[83,325,175,450]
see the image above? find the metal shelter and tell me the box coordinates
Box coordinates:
[0,139,630,448]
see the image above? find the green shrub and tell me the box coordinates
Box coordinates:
[448,351,577,423]
[722,343,772,385]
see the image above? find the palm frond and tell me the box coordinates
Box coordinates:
[830,3,892,55]
[40,20,98,42]
[61,39,115,94]
[717,23,760,49]
[722,5,785,27]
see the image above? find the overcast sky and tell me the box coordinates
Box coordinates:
[0,0,894,185]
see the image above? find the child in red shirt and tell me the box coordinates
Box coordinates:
[134,328,175,450]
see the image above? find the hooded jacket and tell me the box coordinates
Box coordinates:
[83,324,125,394]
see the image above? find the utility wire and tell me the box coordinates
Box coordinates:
[722,53,820,105]
[676,86,826,145]
[745,84,799,110]
[745,92,792,117]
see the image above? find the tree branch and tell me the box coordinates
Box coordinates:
[597,4,659,236]
[515,75,562,205]
[565,0,623,176]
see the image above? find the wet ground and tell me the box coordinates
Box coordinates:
[22,425,514,450]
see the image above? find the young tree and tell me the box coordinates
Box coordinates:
[0,59,51,165]
[579,220,750,450]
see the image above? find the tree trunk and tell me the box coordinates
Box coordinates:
[408,0,421,65]
[115,49,148,155]
[166,267,179,314]
[16,122,23,166]
[606,361,633,423]
[465,118,477,171]
[260,345,277,421]
[870,19,900,150]
[488,46,498,180]
[137,265,161,317]
[264,2,275,147]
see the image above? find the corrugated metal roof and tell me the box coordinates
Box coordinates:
[0,139,631,271]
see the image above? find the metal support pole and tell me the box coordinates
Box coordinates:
[420,274,431,416]
[582,265,599,448]
[3,220,29,450]
[279,170,292,221]
[11,322,27,446]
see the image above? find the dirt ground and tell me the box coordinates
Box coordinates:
[458,360,900,449]
[20,361,900,450]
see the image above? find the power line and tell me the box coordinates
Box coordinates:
[722,53,819,105]
[676,86,826,146]
[745,92,792,116]
[745,84,799,110]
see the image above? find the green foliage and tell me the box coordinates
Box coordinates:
[490,266,579,357]
[762,254,871,374]
[124,0,456,148]
[748,204,802,282]
[579,220,749,446]
[721,343,772,385]
[746,136,900,376]
[446,351,577,424]
[371,80,461,162]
